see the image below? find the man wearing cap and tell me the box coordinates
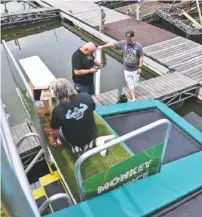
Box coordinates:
[98,30,143,101]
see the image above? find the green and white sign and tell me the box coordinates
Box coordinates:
[84,144,162,198]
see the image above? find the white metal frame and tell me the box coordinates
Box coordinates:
[159,86,199,106]
[2,40,52,171]
[1,101,41,217]
[75,119,171,200]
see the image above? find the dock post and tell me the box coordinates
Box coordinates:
[95,49,102,95]
[136,0,143,21]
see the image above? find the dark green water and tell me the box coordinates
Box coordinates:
[174,98,202,132]
[0,1,34,14]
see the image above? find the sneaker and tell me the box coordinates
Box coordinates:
[72,145,83,159]
[83,140,95,153]
[83,144,89,152]
[89,140,95,149]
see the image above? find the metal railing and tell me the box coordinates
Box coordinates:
[1,101,41,217]
[25,149,44,174]
[16,132,45,173]
[16,132,41,148]
[2,40,53,173]
[39,193,72,214]
[1,101,72,216]
[75,119,171,200]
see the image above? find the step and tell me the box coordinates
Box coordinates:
[33,187,52,215]
[39,171,70,212]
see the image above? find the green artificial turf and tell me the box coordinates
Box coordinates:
[46,114,130,201]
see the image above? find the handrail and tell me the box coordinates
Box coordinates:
[25,149,44,174]
[17,132,41,147]
[1,101,40,216]
[2,40,52,170]
[1,135,40,217]
[75,119,171,200]
[39,193,72,214]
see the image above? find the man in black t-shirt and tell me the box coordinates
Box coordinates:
[72,42,103,95]
[50,78,97,158]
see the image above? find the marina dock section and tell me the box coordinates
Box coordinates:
[5,0,201,157]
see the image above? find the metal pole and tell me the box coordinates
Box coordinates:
[99,6,105,33]
[168,0,176,12]
[1,104,41,217]
[1,141,40,217]
[39,193,72,214]
[75,119,171,200]
[2,40,52,171]
[25,149,44,174]
[95,49,102,95]
[99,5,102,32]
[16,132,41,147]
[196,0,202,27]
[136,0,143,21]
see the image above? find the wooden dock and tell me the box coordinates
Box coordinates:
[8,1,202,157]
[11,121,40,157]
[1,7,60,29]
[93,72,199,106]
[104,18,177,47]
[43,0,130,27]
[144,37,202,82]
[144,36,202,99]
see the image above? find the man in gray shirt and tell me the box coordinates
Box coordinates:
[98,30,143,101]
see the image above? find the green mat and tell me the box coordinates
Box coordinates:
[46,114,130,201]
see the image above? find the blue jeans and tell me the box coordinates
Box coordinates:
[74,83,95,95]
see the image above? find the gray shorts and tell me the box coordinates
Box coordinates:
[124,70,140,89]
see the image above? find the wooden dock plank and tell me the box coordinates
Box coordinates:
[13,124,31,153]
[175,56,202,72]
[100,92,115,105]
[92,96,102,106]
[11,127,24,154]
[181,63,202,75]
[11,127,18,144]
[104,18,177,47]
[106,90,118,102]
[94,72,199,106]
[162,46,202,65]
[145,40,190,56]
[144,36,202,87]
[122,87,132,100]
[43,0,130,27]
[20,122,40,148]
[152,42,199,61]
[143,37,186,53]
[95,94,110,105]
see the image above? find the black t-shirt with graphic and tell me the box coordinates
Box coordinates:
[50,92,97,146]
[72,48,95,85]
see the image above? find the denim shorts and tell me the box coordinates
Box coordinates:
[74,83,95,95]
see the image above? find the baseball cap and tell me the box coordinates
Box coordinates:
[125,30,134,38]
